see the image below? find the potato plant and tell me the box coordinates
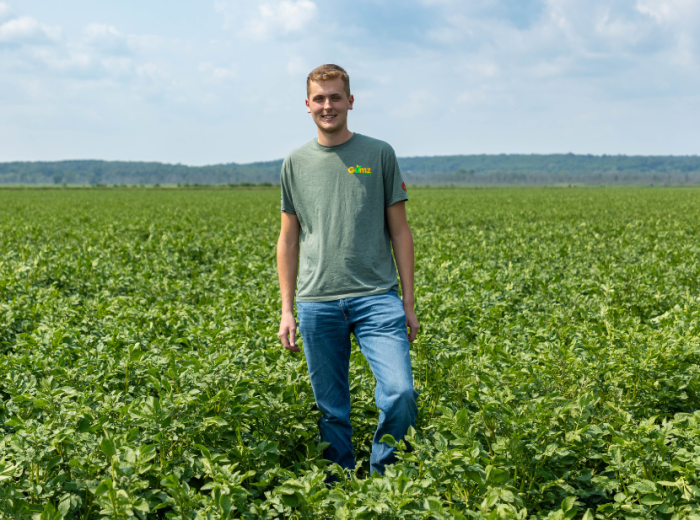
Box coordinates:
[1,187,699,519]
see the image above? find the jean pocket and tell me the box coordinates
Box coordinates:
[388,289,402,303]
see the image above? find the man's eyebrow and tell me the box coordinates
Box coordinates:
[313,92,342,99]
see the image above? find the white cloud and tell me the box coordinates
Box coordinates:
[391,90,438,118]
[33,50,92,77]
[672,30,696,66]
[635,0,700,64]
[530,56,571,77]
[82,24,166,56]
[127,34,165,52]
[137,63,166,82]
[215,0,318,40]
[0,11,176,86]
[286,55,308,76]
[83,23,130,54]
[0,15,61,44]
[461,61,499,78]
[199,61,236,82]
[426,23,470,45]
[29,47,99,77]
[0,13,172,104]
[84,22,120,40]
[636,0,700,24]
[456,90,487,105]
[425,0,700,79]
[212,66,236,80]
[213,0,234,29]
[0,2,12,22]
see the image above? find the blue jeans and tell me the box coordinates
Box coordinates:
[297,290,418,476]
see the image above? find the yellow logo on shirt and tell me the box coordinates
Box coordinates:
[348,165,371,175]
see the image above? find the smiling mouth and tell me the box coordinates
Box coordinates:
[321,114,336,122]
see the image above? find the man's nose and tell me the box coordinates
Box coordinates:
[323,98,332,109]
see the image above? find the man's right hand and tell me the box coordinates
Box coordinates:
[278,311,300,352]
[277,212,301,353]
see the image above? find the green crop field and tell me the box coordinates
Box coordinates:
[1,187,699,520]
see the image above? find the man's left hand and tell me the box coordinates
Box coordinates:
[405,309,419,343]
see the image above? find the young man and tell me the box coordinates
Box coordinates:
[276,64,419,476]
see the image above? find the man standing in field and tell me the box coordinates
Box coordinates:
[276,64,419,476]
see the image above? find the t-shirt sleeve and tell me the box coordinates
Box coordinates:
[383,146,409,207]
[280,157,296,214]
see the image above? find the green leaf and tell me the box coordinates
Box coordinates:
[657,480,680,487]
[220,495,232,514]
[160,474,179,488]
[485,465,510,485]
[641,494,664,506]
[100,437,116,458]
[57,498,71,517]
[281,495,299,508]
[77,417,91,433]
[0,463,18,481]
[139,444,157,463]
[561,496,577,512]
[67,458,84,469]
[278,485,299,495]
[133,500,150,513]
[465,468,484,486]
[424,497,444,513]
[94,479,113,496]
[379,434,397,447]
[40,502,58,520]
[629,480,656,494]
[456,408,470,427]
[194,444,212,459]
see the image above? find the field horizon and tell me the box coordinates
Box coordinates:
[2,153,700,187]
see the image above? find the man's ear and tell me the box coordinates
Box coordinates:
[305,98,311,113]
[348,94,354,110]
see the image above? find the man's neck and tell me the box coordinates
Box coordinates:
[317,128,354,147]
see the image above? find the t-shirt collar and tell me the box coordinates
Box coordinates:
[312,132,358,152]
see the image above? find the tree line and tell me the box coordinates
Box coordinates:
[1,154,699,185]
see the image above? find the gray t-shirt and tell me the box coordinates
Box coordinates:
[280,133,408,302]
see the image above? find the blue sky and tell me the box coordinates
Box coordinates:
[1,0,698,164]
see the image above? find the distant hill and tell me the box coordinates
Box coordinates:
[399,154,700,184]
[1,154,699,185]
[0,159,284,186]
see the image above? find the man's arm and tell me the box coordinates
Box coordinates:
[277,211,301,352]
[386,201,419,342]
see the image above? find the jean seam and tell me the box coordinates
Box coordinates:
[339,299,349,321]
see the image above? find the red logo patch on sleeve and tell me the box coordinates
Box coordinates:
[401,182,407,192]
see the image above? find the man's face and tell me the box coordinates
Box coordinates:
[306,78,354,135]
